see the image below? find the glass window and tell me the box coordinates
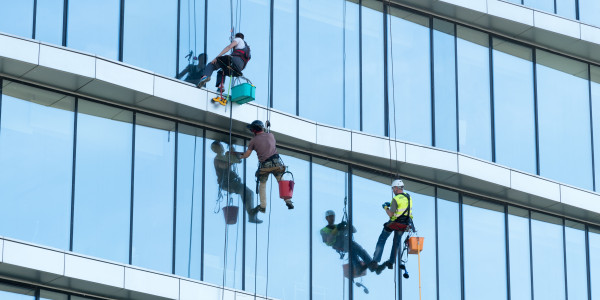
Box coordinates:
[0,0,34,38]
[580,0,600,28]
[492,39,536,173]
[433,19,457,152]
[174,124,204,279]
[556,0,576,19]
[0,282,35,299]
[204,132,245,289]
[351,170,396,300]
[40,290,68,300]
[272,0,297,114]
[123,0,177,76]
[590,227,600,299]
[507,206,532,300]
[132,114,175,273]
[73,100,132,264]
[462,197,506,300]
[565,220,588,300]
[401,182,437,300]
[34,0,64,45]
[536,50,592,189]
[299,0,344,126]
[523,0,554,14]
[437,188,461,300]
[246,149,310,298]
[0,81,74,250]
[177,0,205,83]
[361,0,384,136]
[344,0,360,131]
[387,8,431,146]
[457,26,491,160]
[311,158,348,300]
[67,0,120,60]
[531,212,565,299]
[591,66,600,191]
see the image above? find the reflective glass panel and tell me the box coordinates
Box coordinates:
[175,124,204,279]
[272,0,297,114]
[177,0,205,84]
[463,197,506,300]
[536,50,592,189]
[67,0,120,59]
[311,158,348,300]
[507,206,532,300]
[34,0,64,45]
[204,132,245,289]
[531,212,565,299]
[123,0,177,76]
[523,0,554,13]
[387,8,431,146]
[352,170,396,299]
[40,290,68,300]
[492,39,536,173]
[590,227,600,299]
[565,221,588,300]
[300,0,344,126]
[361,0,384,136]
[580,0,600,27]
[344,0,360,130]
[556,0,576,19]
[0,81,74,250]
[0,0,33,38]
[132,114,175,273]
[433,19,457,151]
[73,100,132,264]
[591,66,600,191]
[0,283,35,299]
[437,188,461,300]
[246,150,310,298]
[401,182,437,300]
[457,26,491,160]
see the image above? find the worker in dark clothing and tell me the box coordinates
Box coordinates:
[370,179,414,274]
[237,120,293,212]
[211,141,262,224]
[320,210,374,275]
[197,32,251,93]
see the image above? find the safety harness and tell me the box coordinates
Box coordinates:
[385,192,413,232]
[232,43,251,70]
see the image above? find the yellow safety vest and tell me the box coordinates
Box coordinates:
[391,193,412,221]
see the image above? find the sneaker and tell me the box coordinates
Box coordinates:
[197,75,210,88]
[368,261,378,272]
[285,201,294,210]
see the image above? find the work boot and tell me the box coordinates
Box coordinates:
[385,261,394,270]
[197,75,210,88]
[368,261,378,272]
[375,263,387,275]
[254,205,266,213]
[248,213,263,224]
[285,201,294,210]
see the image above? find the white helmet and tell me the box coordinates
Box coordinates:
[325,210,335,217]
[391,179,404,188]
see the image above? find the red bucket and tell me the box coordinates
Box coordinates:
[343,263,367,279]
[278,171,295,200]
[222,206,239,225]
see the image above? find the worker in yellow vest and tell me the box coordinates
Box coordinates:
[369,179,413,274]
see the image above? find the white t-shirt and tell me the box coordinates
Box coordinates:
[233,37,246,50]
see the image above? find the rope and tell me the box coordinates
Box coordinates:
[386,0,400,180]
[187,134,198,277]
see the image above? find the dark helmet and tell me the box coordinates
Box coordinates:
[247,120,265,132]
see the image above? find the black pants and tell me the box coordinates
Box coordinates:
[201,55,243,87]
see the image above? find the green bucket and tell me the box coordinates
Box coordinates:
[231,83,256,104]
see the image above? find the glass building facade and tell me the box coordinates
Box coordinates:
[0,0,600,299]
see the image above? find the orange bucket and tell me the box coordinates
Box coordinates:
[343,263,366,279]
[222,206,239,225]
[408,237,424,254]
[278,171,295,200]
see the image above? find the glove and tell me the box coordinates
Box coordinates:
[336,221,348,229]
[382,202,391,209]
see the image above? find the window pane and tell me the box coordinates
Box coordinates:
[387,8,431,146]
[204,132,245,289]
[344,1,360,131]
[246,150,310,298]
[175,124,203,279]
[463,197,506,300]
[361,0,384,136]
[591,66,600,191]
[565,221,588,300]
[35,0,64,45]
[523,0,554,13]
[508,206,532,300]
[580,0,600,27]
[73,100,132,264]
[0,0,33,38]
[492,39,536,173]
[311,158,348,300]
[457,26,491,160]
[40,290,68,300]
[531,212,565,299]
[67,0,120,59]
[123,0,177,76]
[590,227,600,299]
[132,114,175,273]
[437,188,461,300]
[536,50,592,189]
[272,0,297,114]
[0,283,35,299]
[299,0,344,126]
[433,19,457,151]
[177,0,205,84]
[0,81,74,249]
[402,182,437,300]
[556,0,576,19]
